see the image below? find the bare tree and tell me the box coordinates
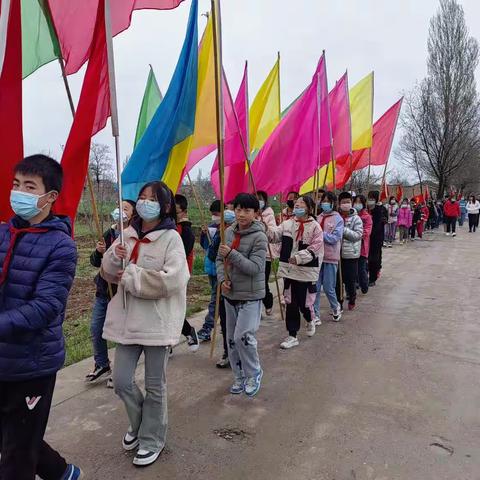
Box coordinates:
[89,142,113,188]
[398,0,480,196]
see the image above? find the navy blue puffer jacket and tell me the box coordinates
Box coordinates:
[0,215,77,381]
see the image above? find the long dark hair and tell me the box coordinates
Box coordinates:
[138,181,177,223]
[469,194,476,203]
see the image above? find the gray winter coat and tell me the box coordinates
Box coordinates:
[341,210,363,259]
[216,221,268,301]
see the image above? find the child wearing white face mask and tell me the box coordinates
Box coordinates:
[266,196,324,349]
[101,181,189,467]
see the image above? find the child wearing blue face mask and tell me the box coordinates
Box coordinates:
[315,192,344,323]
[266,196,324,349]
[85,199,136,386]
[0,155,81,479]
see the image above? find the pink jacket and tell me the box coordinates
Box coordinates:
[397,206,413,227]
[261,207,278,260]
[317,211,343,264]
[358,209,373,258]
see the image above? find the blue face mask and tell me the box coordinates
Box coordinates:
[136,199,161,221]
[353,204,363,213]
[293,207,306,218]
[224,210,236,224]
[111,208,128,224]
[259,200,265,210]
[321,203,332,213]
[10,190,50,221]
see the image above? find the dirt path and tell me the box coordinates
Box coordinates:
[46,229,480,479]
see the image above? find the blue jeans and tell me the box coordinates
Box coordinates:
[459,212,466,226]
[314,263,339,317]
[90,296,110,368]
[202,275,217,332]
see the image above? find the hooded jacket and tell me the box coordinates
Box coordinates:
[317,211,343,264]
[216,221,268,301]
[397,205,413,228]
[267,216,324,282]
[340,209,363,259]
[443,200,460,218]
[101,219,190,346]
[0,215,77,381]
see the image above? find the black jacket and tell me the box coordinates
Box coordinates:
[369,204,388,253]
[90,228,118,298]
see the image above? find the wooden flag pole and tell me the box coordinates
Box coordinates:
[210,0,226,359]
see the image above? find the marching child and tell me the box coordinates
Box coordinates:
[266,196,324,349]
[337,192,363,311]
[0,155,81,479]
[385,195,399,247]
[175,194,200,352]
[397,198,413,244]
[353,195,372,294]
[86,199,135,386]
[217,193,268,396]
[314,191,344,323]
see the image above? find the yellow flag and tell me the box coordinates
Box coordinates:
[299,162,334,195]
[249,57,281,152]
[163,16,216,190]
[349,72,373,150]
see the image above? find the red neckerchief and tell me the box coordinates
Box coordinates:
[129,237,151,264]
[0,226,48,286]
[295,218,313,242]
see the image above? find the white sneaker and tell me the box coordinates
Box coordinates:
[452,232,456,237]
[332,307,343,322]
[306,321,316,337]
[265,308,273,316]
[313,316,322,326]
[133,448,162,466]
[122,430,139,451]
[280,336,299,349]
[445,232,451,236]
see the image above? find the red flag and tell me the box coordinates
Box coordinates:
[395,184,403,203]
[413,194,424,204]
[342,98,403,187]
[380,182,389,202]
[54,0,110,226]
[0,0,23,222]
[48,0,185,75]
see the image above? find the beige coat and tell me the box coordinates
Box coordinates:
[100,226,190,346]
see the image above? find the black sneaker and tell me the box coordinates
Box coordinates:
[133,448,163,467]
[187,327,199,352]
[216,354,230,369]
[85,365,111,383]
[197,328,211,342]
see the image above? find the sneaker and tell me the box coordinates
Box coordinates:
[122,430,139,451]
[313,315,322,326]
[388,243,392,248]
[383,242,387,247]
[168,346,174,357]
[230,378,245,394]
[361,288,368,295]
[265,308,273,316]
[369,281,376,287]
[445,232,451,236]
[186,327,199,352]
[245,369,263,397]
[216,354,231,369]
[133,448,163,467]
[61,464,82,480]
[306,321,316,337]
[85,365,111,383]
[332,307,343,322]
[197,328,211,342]
[348,302,355,311]
[280,336,299,349]
[452,232,456,237]
[106,376,113,389]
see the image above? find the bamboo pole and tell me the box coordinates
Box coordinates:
[210,0,226,359]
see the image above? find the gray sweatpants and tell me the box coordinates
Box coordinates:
[225,299,262,380]
[113,344,169,453]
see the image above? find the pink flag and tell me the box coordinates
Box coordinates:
[211,65,248,201]
[251,54,330,195]
[47,0,185,75]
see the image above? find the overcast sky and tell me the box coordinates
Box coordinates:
[21,0,480,180]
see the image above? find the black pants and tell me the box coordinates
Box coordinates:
[409,224,416,239]
[181,318,194,337]
[368,243,383,284]
[0,375,67,480]
[358,256,369,294]
[285,280,314,337]
[468,213,478,232]
[262,261,274,310]
[445,216,457,233]
[336,258,359,307]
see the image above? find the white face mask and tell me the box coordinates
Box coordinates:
[211,215,221,224]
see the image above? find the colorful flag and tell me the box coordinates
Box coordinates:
[122,0,198,199]
[249,57,280,153]
[54,0,110,225]
[350,72,373,150]
[348,98,403,176]
[211,65,248,201]
[396,184,403,203]
[380,182,389,202]
[21,0,60,78]
[134,66,163,148]
[251,55,329,195]
[47,0,185,75]
[0,0,23,222]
